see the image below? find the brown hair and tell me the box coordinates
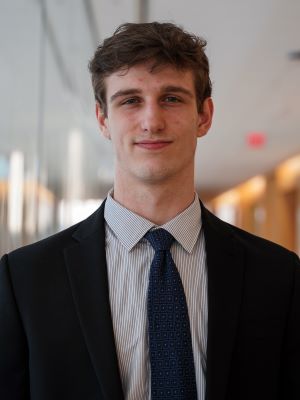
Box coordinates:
[89,22,212,116]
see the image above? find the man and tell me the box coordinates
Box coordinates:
[0,22,299,400]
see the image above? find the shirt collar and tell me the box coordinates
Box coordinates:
[162,195,201,253]
[104,190,202,253]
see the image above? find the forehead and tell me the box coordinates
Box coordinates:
[104,63,196,96]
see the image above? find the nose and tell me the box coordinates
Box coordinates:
[140,103,165,134]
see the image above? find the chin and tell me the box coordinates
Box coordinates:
[135,167,174,184]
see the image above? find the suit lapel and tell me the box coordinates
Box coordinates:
[201,205,245,400]
[64,202,124,400]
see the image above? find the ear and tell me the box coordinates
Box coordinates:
[197,97,214,138]
[95,102,111,140]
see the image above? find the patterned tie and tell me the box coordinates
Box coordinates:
[145,228,197,400]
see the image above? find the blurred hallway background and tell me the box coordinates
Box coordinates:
[1,0,300,255]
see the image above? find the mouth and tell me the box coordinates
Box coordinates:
[134,140,172,150]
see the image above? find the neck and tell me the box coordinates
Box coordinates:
[113,174,196,226]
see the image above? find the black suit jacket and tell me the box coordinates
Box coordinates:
[0,201,299,400]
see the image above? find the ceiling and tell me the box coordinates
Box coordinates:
[1,0,300,199]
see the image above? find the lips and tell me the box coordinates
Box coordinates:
[134,140,172,150]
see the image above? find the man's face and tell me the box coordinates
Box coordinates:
[96,63,213,186]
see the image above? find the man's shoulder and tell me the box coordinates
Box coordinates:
[3,201,106,269]
[230,222,297,261]
[2,223,81,277]
[202,205,298,263]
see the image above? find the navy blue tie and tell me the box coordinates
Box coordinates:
[145,228,197,400]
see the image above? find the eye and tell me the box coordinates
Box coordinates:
[164,96,181,103]
[121,97,140,105]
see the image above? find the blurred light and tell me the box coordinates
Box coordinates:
[213,175,266,225]
[239,176,266,201]
[276,155,300,191]
[8,151,24,234]
[215,203,237,224]
[0,156,9,179]
[254,205,266,224]
[214,189,239,224]
[66,129,83,199]
[246,132,266,149]
[213,175,266,208]
[214,189,239,207]
[24,176,37,236]
[24,179,55,236]
[58,198,102,229]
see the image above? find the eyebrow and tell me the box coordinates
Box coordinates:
[110,89,142,103]
[162,86,194,98]
[109,85,194,103]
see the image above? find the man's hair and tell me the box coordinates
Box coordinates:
[88,22,212,116]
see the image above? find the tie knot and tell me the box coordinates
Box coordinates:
[144,228,174,251]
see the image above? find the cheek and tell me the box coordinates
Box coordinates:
[109,126,131,158]
[171,115,183,127]
[171,112,198,130]
[111,114,137,137]
[174,119,199,141]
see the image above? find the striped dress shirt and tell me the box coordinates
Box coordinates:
[104,192,208,400]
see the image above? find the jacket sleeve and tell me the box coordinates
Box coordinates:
[0,254,30,399]
[281,252,300,399]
